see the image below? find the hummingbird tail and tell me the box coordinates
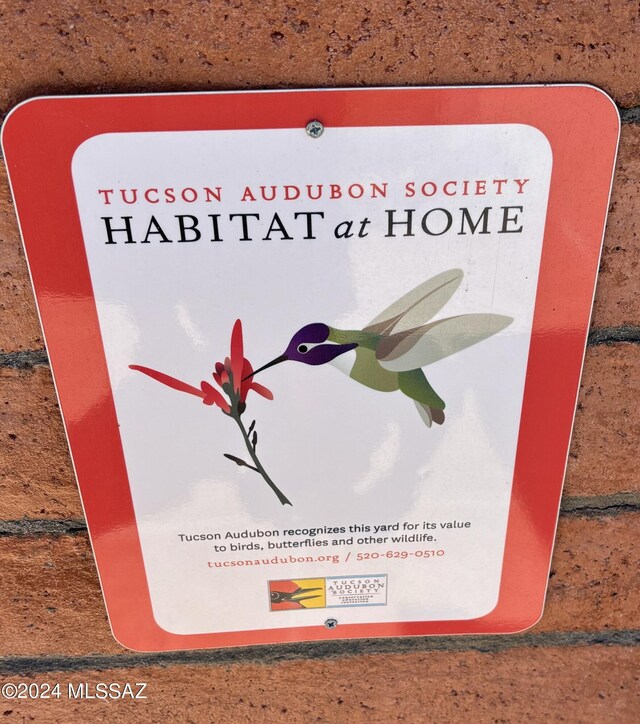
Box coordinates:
[415,402,445,428]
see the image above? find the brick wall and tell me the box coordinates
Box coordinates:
[1,1,638,720]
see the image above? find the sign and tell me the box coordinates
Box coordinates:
[2,87,619,651]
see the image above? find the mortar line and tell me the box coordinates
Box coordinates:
[0,518,87,536]
[559,492,640,515]
[0,629,638,675]
[620,106,640,124]
[587,326,640,345]
[0,349,48,369]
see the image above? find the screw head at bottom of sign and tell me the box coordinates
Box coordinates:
[306,120,325,139]
[324,618,338,629]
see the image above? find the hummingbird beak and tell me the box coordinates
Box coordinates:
[243,354,288,381]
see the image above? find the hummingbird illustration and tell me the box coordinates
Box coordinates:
[247,269,513,427]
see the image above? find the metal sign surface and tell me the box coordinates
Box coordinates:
[2,86,619,650]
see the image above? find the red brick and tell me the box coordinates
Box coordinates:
[0,534,120,656]
[0,163,43,353]
[0,366,80,519]
[3,647,639,722]
[592,125,640,328]
[536,511,640,633]
[1,1,639,111]
[566,343,640,496]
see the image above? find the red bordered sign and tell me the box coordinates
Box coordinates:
[2,87,619,651]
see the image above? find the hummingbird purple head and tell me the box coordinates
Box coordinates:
[244,323,358,381]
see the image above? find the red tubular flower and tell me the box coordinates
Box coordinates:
[129,365,231,413]
[240,358,274,402]
[230,319,244,394]
[130,319,289,505]
[212,321,273,404]
[213,361,229,388]
[130,319,272,413]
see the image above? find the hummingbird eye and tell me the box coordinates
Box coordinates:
[297,344,309,354]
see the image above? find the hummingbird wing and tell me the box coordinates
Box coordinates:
[376,313,513,372]
[364,269,463,336]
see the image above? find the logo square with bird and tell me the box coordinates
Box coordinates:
[268,578,327,611]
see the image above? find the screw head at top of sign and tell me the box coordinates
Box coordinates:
[306,120,325,139]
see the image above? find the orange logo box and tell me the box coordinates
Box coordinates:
[269,578,326,611]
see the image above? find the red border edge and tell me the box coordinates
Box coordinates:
[1,86,620,652]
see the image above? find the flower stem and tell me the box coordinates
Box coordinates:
[229,409,292,506]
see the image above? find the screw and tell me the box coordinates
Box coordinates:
[306,120,325,139]
[324,618,338,629]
